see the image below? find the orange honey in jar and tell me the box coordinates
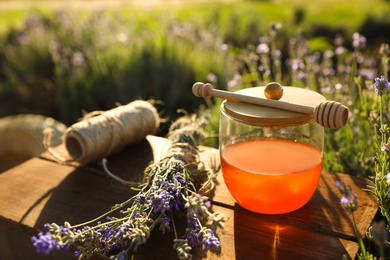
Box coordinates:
[221,138,323,214]
[219,85,327,214]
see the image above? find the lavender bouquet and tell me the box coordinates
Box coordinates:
[31,112,225,259]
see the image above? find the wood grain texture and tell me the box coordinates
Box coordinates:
[0,136,378,260]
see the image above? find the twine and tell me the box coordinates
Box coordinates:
[61,100,159,165]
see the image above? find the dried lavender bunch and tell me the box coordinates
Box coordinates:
[31,112,225,259]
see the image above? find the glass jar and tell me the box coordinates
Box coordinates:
[219,86,325,214]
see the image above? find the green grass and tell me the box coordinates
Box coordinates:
[1,0,390,37]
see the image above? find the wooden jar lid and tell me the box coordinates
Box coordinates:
[222,86,326,127]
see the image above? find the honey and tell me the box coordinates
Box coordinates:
[221,138,323,214]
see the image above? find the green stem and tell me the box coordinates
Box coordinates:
[70,197,136,229]
[172,214,178,239]
[72,216,129,233]
[351,212,367,258]
[380,95,384,144]
[382,57,388,80]
[350,51,358,88]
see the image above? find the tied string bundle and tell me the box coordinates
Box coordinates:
[46,100,160,166]
[161,113,217,196]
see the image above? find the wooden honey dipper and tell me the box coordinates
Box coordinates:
[192,82,349,129]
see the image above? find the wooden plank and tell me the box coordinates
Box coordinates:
[0,136,377,259]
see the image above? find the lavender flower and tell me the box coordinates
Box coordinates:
[386,172,390,184]
[381,143,390,154]
[335,181,358,212]
[31,232,61,254]
[352,32,366,50]
[375,76,390,96]
[185,212,201,247]
[111,251,128,260]
[335,46,345,56]
[202,229,220,252]
[227,73,242,89]
[71,51,86,67]
[256,43,270,54]
[207,73,218,84]
[159,214,172,234]
[340,196,350,205]
[220,43,229,52]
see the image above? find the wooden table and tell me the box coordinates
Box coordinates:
[0,135,378,260]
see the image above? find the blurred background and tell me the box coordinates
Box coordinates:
[0,0,390,174]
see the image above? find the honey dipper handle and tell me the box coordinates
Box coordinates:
[192,82,314,114]
[192,82,349,129]
[313,101,349,129]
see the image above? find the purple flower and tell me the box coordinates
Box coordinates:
[111,250,128,260]
[185,213,201,247]
[174,172,186,186]
[71,51,86,67]
[291,59,305,71]
[375,76,390,96]
[220,43,229,52]
[256,43,270,54]
[227,74,241,89]
[335,46,345,56]
[323,50,334,59]
[335,181,358,212]
[74,250,81,257]
[96,223,118,253]
[187,213,200,231]
[340,196,350,205]
[159,214,172,234]
[352,32,366,49]
[207,73,218,84]
[155,175,164,186]
[185,228,201,248]
[386,173,390,184]
[202,230,220,252]
[136,194,146,205]
[31,232,61,254]
[174,162,184,172]
[148,189,175,213]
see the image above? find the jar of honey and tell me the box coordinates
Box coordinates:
[219,84,325,214]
